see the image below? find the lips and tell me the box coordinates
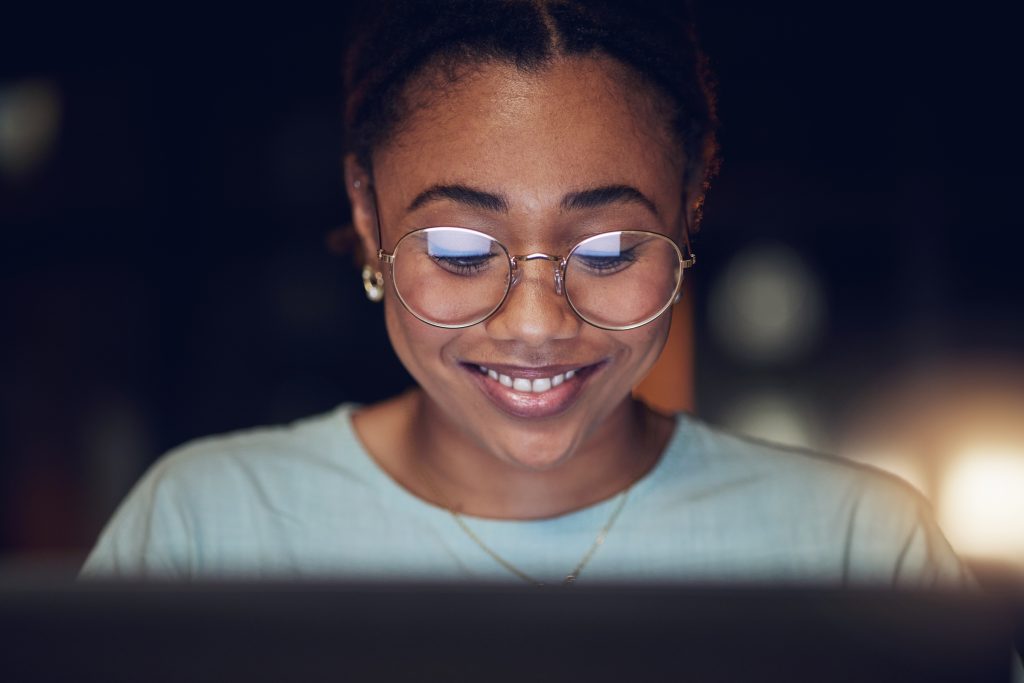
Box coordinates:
[461,360,604,419]
[477,364,576,394]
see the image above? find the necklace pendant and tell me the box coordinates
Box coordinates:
[563,574,577,585]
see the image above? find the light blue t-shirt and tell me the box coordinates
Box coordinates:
[80,404,968,586]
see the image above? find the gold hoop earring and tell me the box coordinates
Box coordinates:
[362,265,385,303]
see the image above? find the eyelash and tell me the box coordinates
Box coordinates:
[574,248,637,273]
[432,254,496,275]
[432,248,639,276]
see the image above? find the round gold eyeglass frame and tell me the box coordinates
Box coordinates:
[371,191,697,332]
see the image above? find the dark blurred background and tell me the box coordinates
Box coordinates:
[1,2,1022,581]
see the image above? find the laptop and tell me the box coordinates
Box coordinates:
[0,582,1018,682]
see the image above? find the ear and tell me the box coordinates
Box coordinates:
[344,154,379,267]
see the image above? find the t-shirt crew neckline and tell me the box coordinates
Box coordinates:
[333,402,686,530]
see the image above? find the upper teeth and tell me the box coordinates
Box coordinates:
[478,365,577,393]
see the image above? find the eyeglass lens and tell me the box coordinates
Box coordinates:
[392,228,509,327]
[564,232,682,329]
[390,227,681,329]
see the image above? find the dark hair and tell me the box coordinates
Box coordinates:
[343,0,719,227]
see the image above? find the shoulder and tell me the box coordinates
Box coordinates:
[145,405,359,498]
[80,404,368,578]
[655,414,969,586]
[666,412,917,505]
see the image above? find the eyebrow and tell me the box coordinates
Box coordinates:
[405,182,659,217]
[560,185,659,216]
[407,184,508,213]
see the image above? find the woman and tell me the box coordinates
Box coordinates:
[81,0,966,586]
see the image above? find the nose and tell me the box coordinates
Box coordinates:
[512,253,565,295]
[483,256,581,345]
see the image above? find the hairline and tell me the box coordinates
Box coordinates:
[367,51,687,188]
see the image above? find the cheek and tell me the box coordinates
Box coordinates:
[382,295,458,379]
[622,315,673,373]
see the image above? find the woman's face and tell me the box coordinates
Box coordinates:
[354,55,686,471]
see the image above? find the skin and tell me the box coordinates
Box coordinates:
[346,55,687,520]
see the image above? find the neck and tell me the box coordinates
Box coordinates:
[356,388,672,520]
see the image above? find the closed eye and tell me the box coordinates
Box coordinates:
[432,253,497,275]
[572,248,637,274]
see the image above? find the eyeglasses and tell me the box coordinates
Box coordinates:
[373,196,696,331]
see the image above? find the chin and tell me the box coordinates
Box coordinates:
[484,421,584,472]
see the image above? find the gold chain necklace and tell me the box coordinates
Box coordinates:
[432,483,633,587]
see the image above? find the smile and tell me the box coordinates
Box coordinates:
[476,365,577,394]
[461,360,605,419]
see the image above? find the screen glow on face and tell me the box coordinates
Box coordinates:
[574,232,621,257]
[426,229,493,258]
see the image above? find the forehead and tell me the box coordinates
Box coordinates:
[372,55,684,220]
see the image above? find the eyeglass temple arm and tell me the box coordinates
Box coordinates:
[681,246,697,269]
[369,183,393,262]
[680,194,697,269]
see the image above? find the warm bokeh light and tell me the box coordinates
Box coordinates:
[938,444,1024,567]
[835,363,1024,575]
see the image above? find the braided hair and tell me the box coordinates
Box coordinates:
[343,0,719,228]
